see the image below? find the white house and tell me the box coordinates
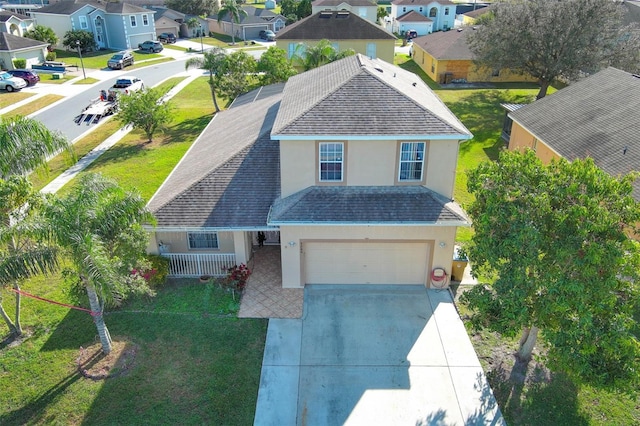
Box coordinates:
[387,0,456,36]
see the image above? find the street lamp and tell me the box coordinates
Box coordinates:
[76,40,86,80]
[199,24,204,53]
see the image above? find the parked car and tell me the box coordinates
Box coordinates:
[7,69,40,86]
[406,29,418,40]
[107,51,135,70]
[138,40,163,53]
[158,33,176,44]
[0,71,27,92]
[259,30,276,41]
[107,76,145,97]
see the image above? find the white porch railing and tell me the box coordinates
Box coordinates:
[162,253,236,277]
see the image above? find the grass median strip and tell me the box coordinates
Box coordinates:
[3,94,64,120]
[0,91,33,109]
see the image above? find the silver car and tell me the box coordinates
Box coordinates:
[0,71,27,92]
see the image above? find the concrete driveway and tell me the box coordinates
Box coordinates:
[254,285,504,426]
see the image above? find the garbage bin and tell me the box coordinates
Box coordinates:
[451,245,468,282]
[52,72,63,80]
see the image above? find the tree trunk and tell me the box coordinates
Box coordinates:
[517,326,539,361]
[231,22,236,45]
[13,283,22,336]
[0,296,18,336]
[208,78,220,112]
[536,80,550,99]
[86,284,112,354]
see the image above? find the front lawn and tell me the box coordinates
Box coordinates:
[54,49,165,70]
[0,274,267,425]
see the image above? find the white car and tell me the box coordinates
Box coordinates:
[0,71,27,92]
[107,76,145,96]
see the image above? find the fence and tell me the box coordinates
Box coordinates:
[162,253,236,277]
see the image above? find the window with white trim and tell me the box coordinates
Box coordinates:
[319,142,344,182]
[142,14,149,26]
[187,232,219,249]
[79,15,88,29]
[399,142,425,181]
[366,42,376,58]
[130,15,137,27]
[445,7,449,15]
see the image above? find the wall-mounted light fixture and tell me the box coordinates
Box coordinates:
[288,241,296,247]
[439,241,446,248]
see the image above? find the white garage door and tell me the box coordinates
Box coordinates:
[303,241,429,285]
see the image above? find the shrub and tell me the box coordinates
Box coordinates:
[12,58,26,69]
[130,255,170,289]
[46,51,57,61]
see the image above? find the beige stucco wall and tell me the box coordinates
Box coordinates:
[279,225,457,288]
[508,121,560,164]
[148,230,236,254]
[280,138,459,199]
[276,38,395,64]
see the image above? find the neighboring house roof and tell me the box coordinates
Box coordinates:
[313,0,377,6]
[0,11,32,22]
[34,0,148,15]
[412,28,474,60]
[509,67,640,199]
[217,6,284,25]
[272,54,471,138]
[149,7,185,21]
[0,32,47,51]
[396,11,432,22]
[268,186,469,225]
[392,0,454,5]
[462,4,492,18]
[147,86,284,229]
[276,11,395,40]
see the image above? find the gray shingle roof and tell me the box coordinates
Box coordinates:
[392,0,454,5]
[412,28,474,60]
[271,54,471,138]
[313,0,377,6]
[147,90,283,228]
[34,0,147,15]
[509,67,640,200]
[0,11,32,22]
[217,6,283,24]
[0,33,47,51]
[275,11,395,40]
[268,186,469,224]
[397,11,432,22]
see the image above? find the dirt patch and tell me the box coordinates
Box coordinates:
[76,338,139,380]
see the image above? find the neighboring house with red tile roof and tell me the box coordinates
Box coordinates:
[0,32,48,70]
[508,67,640,201]
[31,0,157,51]
[147,54,473,288]
[411,27,536,83]
[0,11,36,37]
[386,0,455,36]
[276,11,396,63]
[311,0,379,24]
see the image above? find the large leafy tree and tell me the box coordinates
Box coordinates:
[62,30,97,53]
[185,47,227,112]
[218,50,256,100]
[467,0,640,99]
[462,150,640,390]
[42,173,155,354]
[117,88,173,143]
[257,46,297,85]
[165,0,217,16]
[24,25,58,50]
[293,39,356,71]
[0,116,71,338]
[217,0,247,45]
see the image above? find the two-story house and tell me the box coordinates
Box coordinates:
[147,54,472,289]
[311,0,379,24]
[387,0,455,36]
[0,11,36,37]
[32,0,156,51]
[276,11,396,64]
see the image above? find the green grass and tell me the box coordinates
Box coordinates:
[66,77,218,200]
[55,49,165,70]
[72,77,99,85]
[0,91,33,109]
[38,73,75,84]
[0,274,267,425]
[3,94,64,119]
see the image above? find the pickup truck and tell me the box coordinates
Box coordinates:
[107,76,145,97]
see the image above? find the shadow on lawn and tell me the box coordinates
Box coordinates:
[40,308,96,352]
[163,115,212,145]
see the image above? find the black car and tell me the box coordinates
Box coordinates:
[138,40,163,53]
[158,33,176,44]
[7,69,40,86]
[107,51,135,69]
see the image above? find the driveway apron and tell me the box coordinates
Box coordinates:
[255,285,505,426]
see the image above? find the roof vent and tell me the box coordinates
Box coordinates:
[319,11,332,18]
[412,82,417,86]
[374,67,384,73]
[633,74,640,79]
[623,146,628,155]
[336,11,349,18]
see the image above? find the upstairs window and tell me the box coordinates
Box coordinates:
[79,15,88,29]
[130,15,137,27]
[188,232,219,249]
[445,7,449,15]
[399,142,425,181]
[319,142,344,182]
[429,7,437,17]
[142,14,149,26]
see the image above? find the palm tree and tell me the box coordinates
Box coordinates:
[293,39,356,71]
[0,116,71,338]
[218,0,247,45]
[0,176,58,337]
[186,17,200,38]
[185,47,227,113]
[42,173,154,354]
